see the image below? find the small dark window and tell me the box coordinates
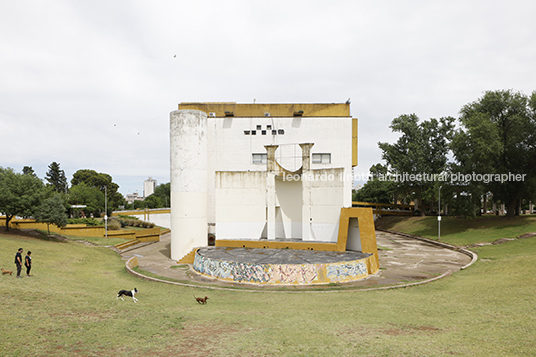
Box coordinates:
[278,129,285,135]
[272,130,277,135]
[261,130,266,135]
[244,130,250,135]
[256,125,262,130]
[251,130,256,135]
[267,125,272,130]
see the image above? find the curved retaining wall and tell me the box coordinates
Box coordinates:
[192,250,376,285]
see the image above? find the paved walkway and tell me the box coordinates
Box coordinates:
[120,231,473,290]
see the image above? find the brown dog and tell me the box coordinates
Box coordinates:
[2,268,13,275]
[194,295,209,304]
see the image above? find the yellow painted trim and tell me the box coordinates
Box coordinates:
[1,217,161,241]
[126,256,139,269]
[336,207,379,274]
[352,118,358,167]
[111,209,171,216]
[352,201,414,217]
[215,239,339,251]
[178,248,199,264]
[178,102,350,117]
[115,239,140,250]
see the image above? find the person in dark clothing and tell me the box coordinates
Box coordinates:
[25,251,32,277]
[14,248,23,278]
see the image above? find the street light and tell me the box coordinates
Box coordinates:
[438,186,442,241]
[104,185,108,239]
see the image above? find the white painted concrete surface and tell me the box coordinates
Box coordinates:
[170,110,208,261]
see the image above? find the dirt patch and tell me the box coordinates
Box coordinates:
[517,232,536,240]
[467,232,536,248]
[491,238,515,245]
[173,321,242,356]
[1,228,67,242]
[381,323,441,336]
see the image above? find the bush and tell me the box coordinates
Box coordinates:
[116,216,155,229]
[67,218,103,226]
[106,218,121,230]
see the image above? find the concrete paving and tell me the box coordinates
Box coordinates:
[120,230,473,290]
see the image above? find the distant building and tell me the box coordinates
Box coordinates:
[144,177,157,197]
[125,192,143,204]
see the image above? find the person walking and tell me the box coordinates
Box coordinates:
[14,248,23,278]
[25,251,32,277]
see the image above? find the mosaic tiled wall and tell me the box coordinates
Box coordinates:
[193,252,371,285]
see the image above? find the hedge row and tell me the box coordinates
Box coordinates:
[116,217,155,229]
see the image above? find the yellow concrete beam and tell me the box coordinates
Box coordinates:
[178,102,350,117]
[352,118,358,167]
[215,239,339,251]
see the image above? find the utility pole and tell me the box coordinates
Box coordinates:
[438,186,442,241]
[104,185,108,238]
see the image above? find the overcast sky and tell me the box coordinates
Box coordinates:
[1,0,535,196]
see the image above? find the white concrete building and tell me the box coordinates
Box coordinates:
[125,192,143,204]
[144,177,157,197]
[170,103,360,261]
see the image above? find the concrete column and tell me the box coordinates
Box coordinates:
[265,145,278,240]
[170,110,208,261]
[300,143,314,241]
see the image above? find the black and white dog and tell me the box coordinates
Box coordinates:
[117,288,139,303]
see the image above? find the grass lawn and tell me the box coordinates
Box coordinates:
[377,215,536,246]
[1,226,535,356]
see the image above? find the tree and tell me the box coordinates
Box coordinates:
[353,164,395,204]
[71,169,124,213]
[452,89,536,218]
[152,182,170,207]
[353,179,395,204]
[144,194,163,209]
[68,184,105,217]
[0,167,44,231]
[23,166,38,178]
[45,162,68,193]
[369,163,388,180]
[378,114,455,214]
[35,194,68,237]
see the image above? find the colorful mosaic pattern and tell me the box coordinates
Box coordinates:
[193,252,370,285]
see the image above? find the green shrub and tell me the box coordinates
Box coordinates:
[115,215,154,229]
[106,219,121,230]
[66,218,103,226]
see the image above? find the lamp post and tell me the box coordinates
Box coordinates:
[104,185,108,239]
[438,186,442,241]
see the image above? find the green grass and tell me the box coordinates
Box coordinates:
[1,227,535,356]
[377,215,536,246]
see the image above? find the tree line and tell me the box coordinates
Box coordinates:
[354,89,536,218]
[0,164,171,231]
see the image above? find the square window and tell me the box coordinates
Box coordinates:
[256,125,262,130]
[261,130,266,135]
[252,153,267,164]
[278,129,285,135]
[244,130,250,135]
[251,130,256,135]
[267,125,272,130]
[312,153,331,164]
[272,130,277,135]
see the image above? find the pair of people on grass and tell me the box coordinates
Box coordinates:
[14,248,32,278]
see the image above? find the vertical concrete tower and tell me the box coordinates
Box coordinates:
[170,110,208,261]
